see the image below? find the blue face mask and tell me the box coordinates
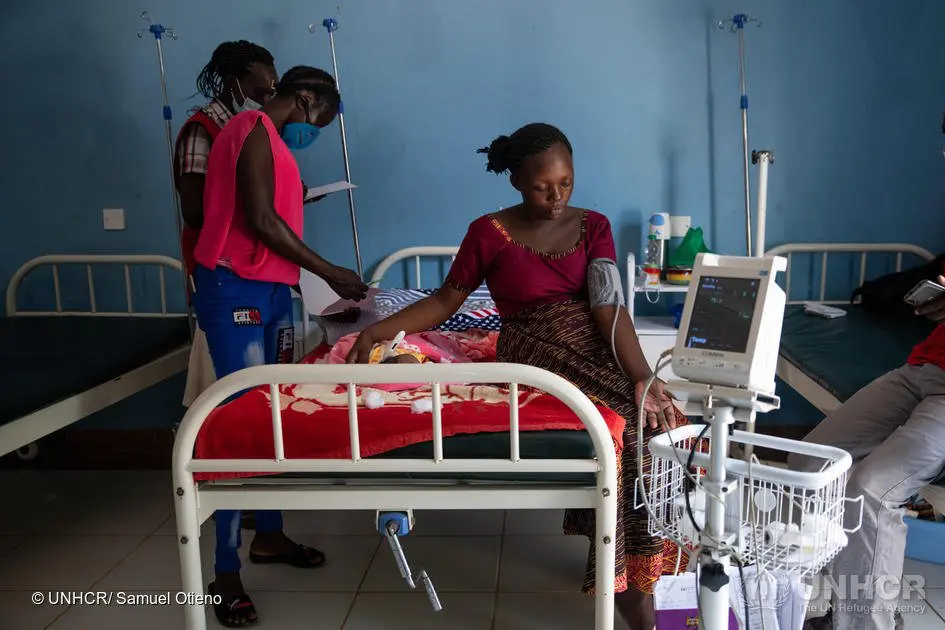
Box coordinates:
[281,122,320,150]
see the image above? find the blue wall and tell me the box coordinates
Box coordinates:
[2,0,944,429]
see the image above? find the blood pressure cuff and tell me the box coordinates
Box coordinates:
[587,258,624,310]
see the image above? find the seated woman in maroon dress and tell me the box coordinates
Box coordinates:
[346,122,688,629]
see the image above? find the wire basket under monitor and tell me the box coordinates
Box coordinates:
[637,423,863,579]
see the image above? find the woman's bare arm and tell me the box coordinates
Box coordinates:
[346,285,468,363]
[591,306,652,383]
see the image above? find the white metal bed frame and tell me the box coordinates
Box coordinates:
[1,254,191,459]
[765,242,935,414]
[173,246,619,630]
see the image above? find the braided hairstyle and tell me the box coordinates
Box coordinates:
[195,40,275,100]
[477,123,573,175]
[274,65,341,113]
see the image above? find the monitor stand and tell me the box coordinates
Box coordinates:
[663,380,780,630]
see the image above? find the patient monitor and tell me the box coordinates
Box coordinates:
[671,253,788,395]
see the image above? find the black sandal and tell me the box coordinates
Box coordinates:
[249,543,326,568]
[207,582,258,627]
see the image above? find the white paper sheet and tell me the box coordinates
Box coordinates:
[304,180,356,202]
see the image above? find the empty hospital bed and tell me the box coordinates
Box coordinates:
[0,254,191,459]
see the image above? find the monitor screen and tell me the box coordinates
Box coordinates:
[684,276,761,353]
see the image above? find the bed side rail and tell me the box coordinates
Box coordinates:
[6,254,186,318]
[172,362,617,480]
[766,243,935,305]
[370,246,459,289]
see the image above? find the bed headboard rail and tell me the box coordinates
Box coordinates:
[765,243,936,305]
[370,246,459,288]
[6,254,186,317]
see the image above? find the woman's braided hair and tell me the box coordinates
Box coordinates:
[477,123,573,175]
[196,40,275,100]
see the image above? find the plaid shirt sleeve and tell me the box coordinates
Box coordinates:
[176,122,213,176]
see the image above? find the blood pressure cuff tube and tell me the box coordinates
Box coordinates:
[587,258,624,310]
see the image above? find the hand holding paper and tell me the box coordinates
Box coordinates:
[298,268,377,317]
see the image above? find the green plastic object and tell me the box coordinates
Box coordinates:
[668,227,712,268]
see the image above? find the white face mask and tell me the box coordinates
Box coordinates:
[232,81,262,113]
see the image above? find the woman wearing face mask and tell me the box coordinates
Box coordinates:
[175,41,279,259]
[192,65,368,627]
[177,41,278,412]
[176,45,337,410]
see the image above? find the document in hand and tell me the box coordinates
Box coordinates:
[304,180,357,202]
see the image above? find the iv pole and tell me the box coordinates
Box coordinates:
[752,150,774,259]
[137,11,194,337]
[718,14,761,258]
[308,17,364,278]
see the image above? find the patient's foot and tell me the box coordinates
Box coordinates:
[210,572,257,627]
[249,531,326,568]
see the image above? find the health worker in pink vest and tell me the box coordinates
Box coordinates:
[193,65,367,627]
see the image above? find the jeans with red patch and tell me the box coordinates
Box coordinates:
[192,264,295,574]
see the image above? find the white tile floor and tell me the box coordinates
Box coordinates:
[1,468,945,629]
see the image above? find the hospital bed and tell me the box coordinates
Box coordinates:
[766,242,936,414]
[172,245,621,630]
[0,254,191,460]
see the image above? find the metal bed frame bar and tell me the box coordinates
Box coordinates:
[6,254,188,318]
[766,243,934,305]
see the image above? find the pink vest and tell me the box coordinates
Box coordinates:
[195,111,303,285]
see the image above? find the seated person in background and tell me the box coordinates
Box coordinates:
[346,122,687,630]
[788,275,945,630]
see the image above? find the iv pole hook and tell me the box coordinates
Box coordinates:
[137,11,193,337]
[308,17,365,279]
[717,13,761,258]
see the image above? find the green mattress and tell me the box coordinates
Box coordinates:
[779,304,935,403]
[239,431,601,485]
[0,316,190,425]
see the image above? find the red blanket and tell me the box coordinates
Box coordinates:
[193,342,626,481]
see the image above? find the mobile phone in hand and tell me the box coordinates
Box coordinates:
[904,279,945,307]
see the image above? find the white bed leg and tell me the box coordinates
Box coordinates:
[594,475,618,629]
[173,471,206,630]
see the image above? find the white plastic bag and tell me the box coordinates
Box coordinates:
[182,325,217,407]
[654,567,810,630]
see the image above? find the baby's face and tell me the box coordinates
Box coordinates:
[382,354,421,365]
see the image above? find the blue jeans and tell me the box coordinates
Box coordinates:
[192,265,295,574]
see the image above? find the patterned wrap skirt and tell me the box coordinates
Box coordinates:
[496,299,690,595]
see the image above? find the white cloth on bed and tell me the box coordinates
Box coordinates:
[182,324,216,407]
